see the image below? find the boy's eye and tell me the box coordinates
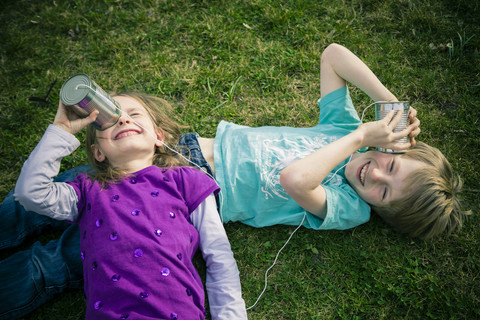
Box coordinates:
[382,188,388,200]
[389,160,395,173]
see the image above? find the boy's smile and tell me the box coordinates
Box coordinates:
[358,161,370,186]
[345,151,425,207]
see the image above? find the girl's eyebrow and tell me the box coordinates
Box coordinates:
[123,105,146,113]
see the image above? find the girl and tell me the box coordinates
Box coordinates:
[2,43,468,318]
[13,93,247,319]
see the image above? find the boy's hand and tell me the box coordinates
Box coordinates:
[53,101,99,134]
[408,106,421,146]
[357,109,415,151]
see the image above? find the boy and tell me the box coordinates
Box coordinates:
[0,43,469,319]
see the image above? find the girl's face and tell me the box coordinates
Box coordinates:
[345,151,425,207]
[92,96,164,172]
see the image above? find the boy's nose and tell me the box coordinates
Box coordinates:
[370,167,387,183]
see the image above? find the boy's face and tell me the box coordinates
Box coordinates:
[345,151,425,207]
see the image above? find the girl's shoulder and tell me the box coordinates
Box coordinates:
[164,166,210,182]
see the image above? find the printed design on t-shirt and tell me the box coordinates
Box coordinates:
[258,135,343,200]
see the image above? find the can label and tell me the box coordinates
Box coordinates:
[60,74,120,130]
[375,101,410,153]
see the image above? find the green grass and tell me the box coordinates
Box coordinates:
[1,0,479,319]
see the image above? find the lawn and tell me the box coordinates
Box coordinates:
[0,0,479,319]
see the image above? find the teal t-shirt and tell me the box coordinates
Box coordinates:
[214,86,371,230]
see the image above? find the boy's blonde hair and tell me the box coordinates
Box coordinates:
[372,142,471,240]
[86,92,188,185]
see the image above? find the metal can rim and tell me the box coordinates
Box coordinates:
[60,73,92,106]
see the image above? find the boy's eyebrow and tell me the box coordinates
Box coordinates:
[393,157,399,175]
[388,157,401,203]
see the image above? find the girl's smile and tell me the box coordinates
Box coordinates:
[92,96,164,172]
[114,128,142,140]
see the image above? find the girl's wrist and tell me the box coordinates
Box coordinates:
[52,122,73,134]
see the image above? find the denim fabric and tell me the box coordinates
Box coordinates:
[177,133,215,178]
[0,165,90,319]
[0,134,211,319]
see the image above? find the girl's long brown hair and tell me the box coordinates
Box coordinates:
[85,92,188,186]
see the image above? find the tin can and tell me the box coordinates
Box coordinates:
[60,74,120,130]
[375,101,410,153]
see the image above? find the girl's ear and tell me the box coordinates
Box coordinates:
[91,144,106,162]
[155,128,165,147]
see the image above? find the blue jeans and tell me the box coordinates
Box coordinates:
[0,133,214,319]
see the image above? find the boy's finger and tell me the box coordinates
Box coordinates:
[381,110,396,124]
[409,125,421,138]
[393,122,413,140]
[408,106,417,119]
[388,109,404,129]
[410,136,417,147]
[391,141,412,151]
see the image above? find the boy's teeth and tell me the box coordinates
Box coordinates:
[360,165,367,184]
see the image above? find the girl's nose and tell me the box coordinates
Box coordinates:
[118,115,131,126]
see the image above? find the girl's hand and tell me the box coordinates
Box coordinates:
[357,109,415,151]
[53,101,99,134]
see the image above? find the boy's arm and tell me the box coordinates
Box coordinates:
[321,43,420,142]
[191,195,248,319]
[280,111,411,218]
[320,43,397,101]
[281,44,419,219]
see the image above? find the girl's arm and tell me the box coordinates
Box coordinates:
[191,195,247,319]
[14,100,97,220]
[14,125,81,221]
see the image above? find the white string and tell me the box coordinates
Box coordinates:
[318,101,375,184]
[113,88,373,309]
[246,210,306,310]
[80,83,375,310]
[361,102,376,122]
[76,84,225,222]
[245,101,375,309]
